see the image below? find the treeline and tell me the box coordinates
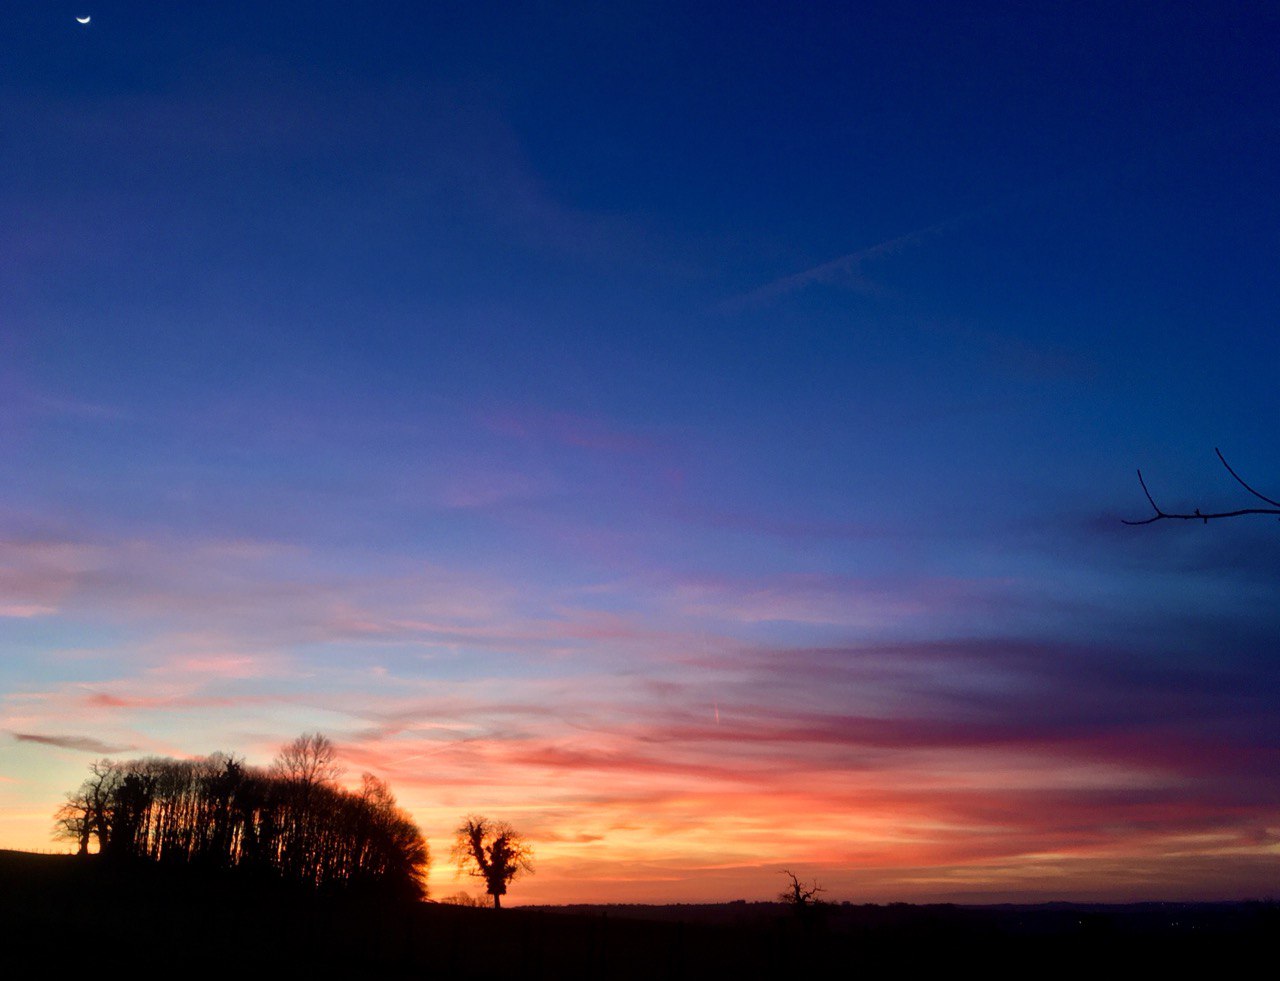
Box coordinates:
[54,734,428,899]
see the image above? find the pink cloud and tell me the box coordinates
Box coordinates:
[4,520,1276,902]
[0,603,56,618]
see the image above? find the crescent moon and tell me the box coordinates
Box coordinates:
[76,16,91,24]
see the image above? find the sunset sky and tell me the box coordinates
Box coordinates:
[3,3,1279,904]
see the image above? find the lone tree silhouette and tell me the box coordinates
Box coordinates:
[451,815,533,909]
[779,869,827,928]
[778,869,824,907]
[1125,449,1280,525]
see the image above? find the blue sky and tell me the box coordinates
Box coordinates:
[2,3,1279,902]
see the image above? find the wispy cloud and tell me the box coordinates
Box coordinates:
[11,732,135,754]
[482,406,657,455]
[1,75,664,277]
[9,618,1279,902]
[670,504,877,543]
[665,572,1007,629]
[0,538,106,618]
[0,376,128,425]
[2,514,1276,901]
[722,218,958,311]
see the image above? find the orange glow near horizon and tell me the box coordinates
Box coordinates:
[8,664,1277,906]
[3,540,1277,905]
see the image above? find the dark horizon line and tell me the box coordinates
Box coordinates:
[6,847,1271,911]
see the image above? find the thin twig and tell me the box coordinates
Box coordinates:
[1136,469,1161,515]
[1215,447,1280,508]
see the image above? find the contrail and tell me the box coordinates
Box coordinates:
[722,216,958,312]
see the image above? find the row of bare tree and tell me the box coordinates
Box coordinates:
[55,734,429,899]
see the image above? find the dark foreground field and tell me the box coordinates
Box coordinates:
[1,850,1275,978]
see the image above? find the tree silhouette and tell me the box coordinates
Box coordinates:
[54,759,123,856]
[54,759,116,855]
[778,869,824,907]
[53,797,92,855]
[451,815,533,909]
[778,869,828,929]
[53,735,429,898]
[1125,448,1280,524]
[272,732,343,787]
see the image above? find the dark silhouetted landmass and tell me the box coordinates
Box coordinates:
[2,851,1276,978]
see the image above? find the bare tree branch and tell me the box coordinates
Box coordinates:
[778,869,824,906]
[1215,447,1280,508]
[1124,450,1280,525]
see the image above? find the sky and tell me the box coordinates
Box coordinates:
[2,2,1279,904]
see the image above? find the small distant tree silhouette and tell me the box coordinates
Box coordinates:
[779,869,825,908]
[779,869,829,928]
[451,816,534,909]
[440,891,483,907]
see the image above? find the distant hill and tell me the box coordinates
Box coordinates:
[2,851,1275,978]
